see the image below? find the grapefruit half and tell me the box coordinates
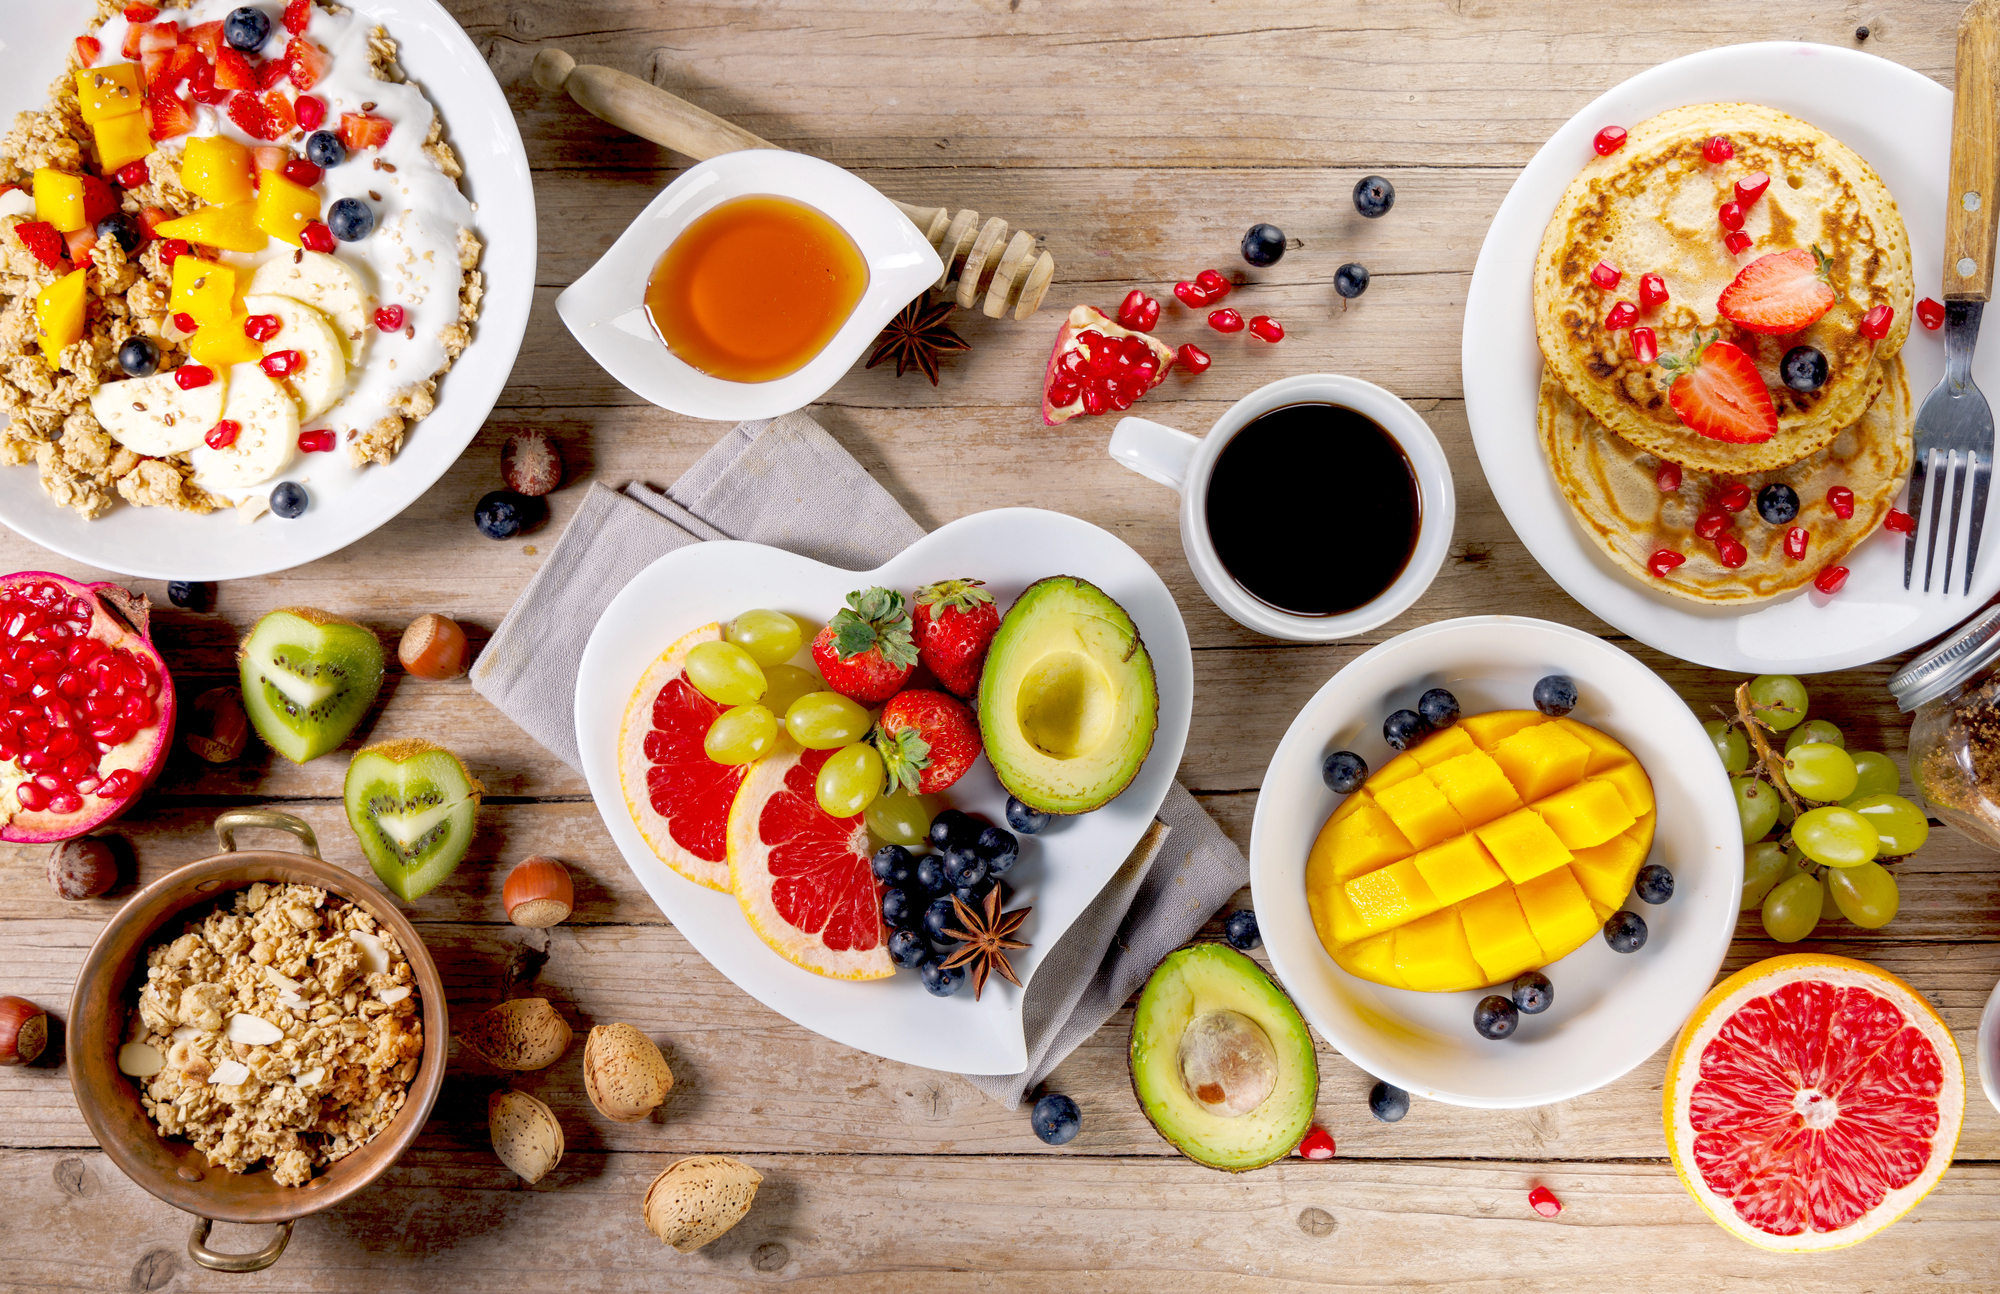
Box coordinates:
[727,746,893,980]
[1664,953,1963,1252]
[618,624,746,891]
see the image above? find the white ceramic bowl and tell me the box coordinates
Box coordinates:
[556,150,944,422]
[1250,615,1742,1107]
[1979,976,2000,1116]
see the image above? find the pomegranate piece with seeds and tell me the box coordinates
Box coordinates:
[1040,305,1176,427]
[1116,289,1160,332]
[297,430,335,453]
[1592,125,1627,155]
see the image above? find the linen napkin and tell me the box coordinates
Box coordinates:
[470,410,1248,1106]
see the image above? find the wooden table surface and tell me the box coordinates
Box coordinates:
[5,2,2000,1289]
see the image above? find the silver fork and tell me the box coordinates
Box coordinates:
[1908,0,2000,594]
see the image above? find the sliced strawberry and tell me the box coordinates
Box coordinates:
[213,47,259,91]
[63,227,96,268]
[1662,333,1778,444]
[138,208,173,238]
[252,145,287,174]
[124,3,162,20]
[227,91,274,141]
[285,0,313,34]
[1717,246,1836,334]
[121,22,144,59]
[189,60,228,105]
[137,21,180,56]
[185,20,225,58]
[259,58,290,89]
[144,45,203,95]
[140,49,172,88]
[285,38,328,91]
[339,112,393,151]
[148,92,195,141]
[262,89,298,136]
[13,221,66,271]
[79,175,119,227]
[73,36,102,68]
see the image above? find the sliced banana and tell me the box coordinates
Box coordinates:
[243,293,348,422]
[189,364,298,492]
[247,251,373,360]
[88,368,228,457]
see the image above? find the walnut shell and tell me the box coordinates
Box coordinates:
[583,1023,674,1122]
[642,1156,762,1252]
[489,1089,564,1184]
[458,998,573,1071]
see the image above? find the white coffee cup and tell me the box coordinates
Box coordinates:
[1109,373,1455,642]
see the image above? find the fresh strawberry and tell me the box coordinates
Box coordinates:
[252,144,288,173]
[79,176,119,227]
[226,91,273,140]
[875,689,981,795]
[136,21,180,56]
[184,20,224,58]
[262,88,298,135]
[13,221,66,271]
[911,579,1000,698]
[148,92,195,141]
[1717,246,1836,334]
[339,111,393,151]
[73,36,102,68]
[1661,331,1778,444]
[285,38,328,91]
[188,60,228,104]
[63,227,96,268]
[810,587,918,704]
[213,47,259,91]
[124,3,162,20]
[259,57,290,89]
[285,0,314,34]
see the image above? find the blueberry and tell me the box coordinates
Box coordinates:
[942,845,987,890]
[920,959,965,997]
[1635,862,1675,905]
[1334,262,1370,300]
[929,808,977,850]
[1240,223,1286,267]
[1603,909,1648,953]
[1781,344,1828,392]
[269,481,308,518]
[1005,796,1050,835]
[117,335,160,378]
[1368,1080,1410,1122]
[1353,175,1396,219]
[326,197,374,242]
[1417,687,1460,729]
[474,490,543,540]
[224,6,271,51]
[871,843,914,885]
[165,580,212,611]
[1030,1092,1082,1145]
[888,928,929,969]
[305,130,347,169]
[1512,970,1553,1015]
[1757,483,1801,525]
[1532,674,1577,717]
[1223,908,1262,951]
[1322,749,1368,794]
[975,825,1019,875]
[880,886,918,930]
[915,854,951,895]
[1383,709,1428,751]
[922,896,963,947]
[96,212,141,256]
[1474,994,1519,1040]
[954,880,995,911]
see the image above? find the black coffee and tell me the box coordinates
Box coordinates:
[1203,402,1420,617]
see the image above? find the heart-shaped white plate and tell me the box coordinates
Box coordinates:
[574,508,1193,1074]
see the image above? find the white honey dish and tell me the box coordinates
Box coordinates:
[556,151,944,421]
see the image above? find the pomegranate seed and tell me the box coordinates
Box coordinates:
[1173,281,1211,309]
[101,768,138,798]
[1590,262,1621,290]
[244,314,282,342]
[1718,201,1745,232]
[172,312,198,334]
[1861,304,1895,340]
[47,791,82,815]
[1631,327,1658,363]
[1593,125,1627,155]
[1639,274,1668,309]
[1703,135,1734,164]
[1604,301,1637,331]
[205,420,241,450]
[1815,565,1851,594]
[1047,378,1079,407]
[56,671,88,699]
[1656,461,1682,492]
[114,160,151,190]
[30,648,61,676]
[295,93,326,131]
[15,781,47,812]
[122,694,153,726]
[19,750,50,773]
[1724,230,1754,256]
[283,158,323,187]
[158,239,191,267]
[1176,342,1211,374]
[300,221,337,253]
[1716,536,1749,568]
[1116,289,1160,332]
[1735,172,1771,206]
[57,751,90,780]
[374,304,406,332]
[1828,486,1855,519]
[1207,308,1245,333]
[1247,315,1284,342]
[1081,385,1108,417]
[298,430,334,453]
[1296,1127,1336,1160]
[1784,526,1810,561]
[48,730,78,759]
[1718,482,1753,512]
[1192,269,1230,298]
[1529,1186,1563,1217]
[1918,297,1946,330]
[85,692,117,721]
[175,365,214,390]
[260,350,303,377]
[74,776,100,796]
[1649,549,1686,577]
[1694,510,1731,540]
[1885,508,1915,533]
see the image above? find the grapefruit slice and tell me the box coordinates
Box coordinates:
[727,745,893,980]
[617,624,746,891]
[1664,953,1963,1252]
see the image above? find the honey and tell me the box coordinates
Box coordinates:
[644,195,869,383]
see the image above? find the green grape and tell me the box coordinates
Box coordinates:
[761,665,820,724]
[1703,720,1751,773]
[1792,805,1880,868]
[1741,840,1800,910]
[1748,674,1809,731]
[1844,793,1929,857]
[727,609,805,668]
[1761,871,1825,942]
[703,704,777,765]
[685,640,767,707]
[1842,750,1900,804]
[1735,778,1781,844]
[1827,860,1900,929]
[816,742,885,818]
[1777,797,1798,829]
[1784,743,1858,803]
[1784,719,1845,753]
[786,691,874,749]
[865,790,937,848]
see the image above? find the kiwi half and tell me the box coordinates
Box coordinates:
[239,607,385,763]
[344,738,484,901]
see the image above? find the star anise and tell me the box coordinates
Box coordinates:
[939,888,1031,1000]
[866,295,969,385]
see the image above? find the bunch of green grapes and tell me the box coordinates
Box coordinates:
[1704,674,1929,942]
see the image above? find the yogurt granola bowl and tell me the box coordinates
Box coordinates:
[67,809,446,1273]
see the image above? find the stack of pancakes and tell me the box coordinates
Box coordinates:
[1531,103,1914,603]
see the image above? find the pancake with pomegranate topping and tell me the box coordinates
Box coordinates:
[1533,103,1911,474]
[1539,359,1910,603]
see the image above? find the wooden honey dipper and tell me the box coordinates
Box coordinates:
[531,48,1055,320]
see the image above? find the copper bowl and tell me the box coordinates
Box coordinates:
[67,810,448,1272]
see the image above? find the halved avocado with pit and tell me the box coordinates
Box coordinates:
[1130,943,1318,1171]
[976,575,1158,815]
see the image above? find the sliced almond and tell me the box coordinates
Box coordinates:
[264,967,302,993]
[294,1066,325,1087]
[210,1059,251,1087]
[642,1156,762,1252]
[376,985,411,1005]
[489,1089,563,1184]
[225,1013,284,1046]
[349,931,391,977]
[117,1041,164,1078]
[583,1023,675,1122]
[458,998,572,1071]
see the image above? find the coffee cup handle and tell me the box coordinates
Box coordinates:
[1108,417,1199,493]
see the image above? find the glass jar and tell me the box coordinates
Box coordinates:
[1890,604,2000,851]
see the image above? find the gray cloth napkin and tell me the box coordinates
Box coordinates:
[471,410,1248,1106]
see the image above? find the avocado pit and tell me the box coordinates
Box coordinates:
[1176,1009,1278,1117]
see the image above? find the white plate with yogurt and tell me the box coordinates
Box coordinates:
[0,0,533,580]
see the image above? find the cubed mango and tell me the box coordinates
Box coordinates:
[179,137,255,207]
[1391,910,1487,992]
[171,257,241,332]
[1490,722,1594,803]
[33,268,89,369]
[1370,751,1424,791]
[33,169,86,233]
[1334,931,1404,988]
[73,64,144,123]
[1569,825,1651,910]
[253,170,319,246]
[1374,774,1466,851]
[1328,788,1371,824]
[1344,859,1442,938]
[1311,800,1415,885]
[1409,833,1505,906]
[1514,866,1600,959]
[91,114,152,173]
[187,314,266,368]
[1461,710,1548,750]
[1457,885,1547,985]
[1556,717,1636,774]
[154,202,266,253]
[1408,725,1477,768]
[1592,760,1656,817]
[1426,750,1523,827]
[1533,778,1638,851]
[1474,806,1575,884]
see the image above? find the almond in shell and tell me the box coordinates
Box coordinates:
[583,1022,675,1122]
[642,1155,763,1252]
[489,1089,564,1184]
[458,997,573,1071]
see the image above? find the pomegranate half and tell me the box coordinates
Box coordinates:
[0,572,174,842]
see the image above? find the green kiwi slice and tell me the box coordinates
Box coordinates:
[344,738,484,901]
[238,607,385,763]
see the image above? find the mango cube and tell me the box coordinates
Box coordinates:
[91,114,153,173]
[73,64,144,124]
[1533,778,1638,851]
[1391,910,1486,992]
[1408,725,1477,768]
[180,137,255,207]
[1328,788,1371,824]
[1344,859,1442,938]
[34,169,87,233]
[1373,774,1466,851]
[171,257,242,332]
[1569,825,1651,910]
[1311,799,1415,885]
[1461,710,1547,750]
[1334,932,1403,988]
[187,314,266,369]
[1409,833,1505,906]
[1427,751,1523,827]
[1475,806,1575,884]
[33,269,89,369]
[253,170,320,246]
[1556,717,1636,773]
[1370,751,1424,791]
[1457,885,1547,985]
[1592,761,1656,817]
[1514,866,1599,958]
[1490,723,1594,803]
[154,202,266,253]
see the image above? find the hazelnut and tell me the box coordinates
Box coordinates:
[489,1089,564,1183]
[583,1023,674,1121]
[500,430,562,496]
[0,996,49,1066]
[183,687,250,763]
[398,613,471,680]
[457,997,572,1071]
[47,837,117,900]
[502,856,573,927]
[642,1156,762,1251]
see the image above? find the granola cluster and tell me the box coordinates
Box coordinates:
[127,881,422,1186]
